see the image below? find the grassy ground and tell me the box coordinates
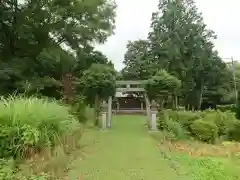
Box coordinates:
[65,115,240,180]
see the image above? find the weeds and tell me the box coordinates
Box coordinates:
[0,96,85,179]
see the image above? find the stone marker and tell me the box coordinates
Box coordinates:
[100,100,108,130]
[144,93,151,127]
[150,100,158,131]
[107,96,112,128]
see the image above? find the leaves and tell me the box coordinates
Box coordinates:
[0,0,116,97]
[123,0,230,108]
[79,63,117,103]
[145,69,181,100]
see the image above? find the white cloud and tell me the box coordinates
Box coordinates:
[97,0,240,70]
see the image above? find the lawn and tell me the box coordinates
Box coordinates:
[65,115,240,180]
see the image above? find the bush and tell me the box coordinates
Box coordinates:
[70,95,88,124]
[158,111,188,140]
[0,159,15,180]
[217,104,236,112]
[158,109,240,143]
[190,119,218,144]
[202,111,236,138]
[228,121,240,141]
[236,98,240,119]
[0,96,80,159]
[158,110,200,131]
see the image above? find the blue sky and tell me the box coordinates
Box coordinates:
[96,0,240,70]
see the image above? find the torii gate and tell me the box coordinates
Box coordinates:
[101,80,157,131]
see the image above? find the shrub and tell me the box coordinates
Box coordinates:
[0,159,15,180]
[190,119,218,144]
[158,110,200,131]
[217,104,236,112]
[0,96,80,159]
[158,112,188,140]
[202,111,236,138]
[236,98,240,119]
[70,95,88,124]
[227,121,240,141]
[176,111,200,130]
[158,109,240,143]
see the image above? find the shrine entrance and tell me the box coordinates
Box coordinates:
[112,93,146,114]
[100,80,158,131]
[113,81,146,114]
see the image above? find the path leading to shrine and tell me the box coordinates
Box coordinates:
[66,115,181,180]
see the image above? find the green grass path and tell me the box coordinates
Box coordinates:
[66,115,180,180]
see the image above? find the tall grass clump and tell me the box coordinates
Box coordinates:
[0,96,81,159]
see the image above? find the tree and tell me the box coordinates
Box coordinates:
[79,64,116,125]
[122,40,155,80]
[0,0,116,97]
[123,0,228,109]
[149,0,222,109]
[145,69,181,108]
[74,50,111,77]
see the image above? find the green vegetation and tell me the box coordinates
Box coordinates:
[121,0,236,109]
[217,104,236,112]
[65,116,240,179]
[145,70,181,108]
[1,0,240,179]
[0,0,116,98]
[79,64,117,125]
[158,110,240,143]
[0,96,84,179]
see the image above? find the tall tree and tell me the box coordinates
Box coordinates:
[122,40,155,80]
[123,0,228,109]
[79,64,116,125]
[0,0,116,96]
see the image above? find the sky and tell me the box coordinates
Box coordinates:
[96,0,240,71]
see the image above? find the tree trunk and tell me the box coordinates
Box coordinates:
[94,95,100,126]
[197,78,204,110]
[175,95,178,110]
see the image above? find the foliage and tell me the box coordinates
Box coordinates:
[122,40,154,80]
[190,119,218,144]
[158,110,200,132]
[0,96,80,159]
[0,0,116,97]
[158,112,188,140]
[228,121,240,141]
[201,111,236,137]
[79,63,116,125]
[145,69,181,102]
[235,93,240,119]
[158,109,239,143]
[79,64,117,103]
[217,104,236,112]
[0,158,50,180]
[0,159,15,180]
[122,0,229,109]
[70,95,88,124]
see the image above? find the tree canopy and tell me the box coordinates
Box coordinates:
[79,63,116,125]
[145,70,181,100]
[0,0,116,97]
[122,0,231,109]
[79,63,117,103]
